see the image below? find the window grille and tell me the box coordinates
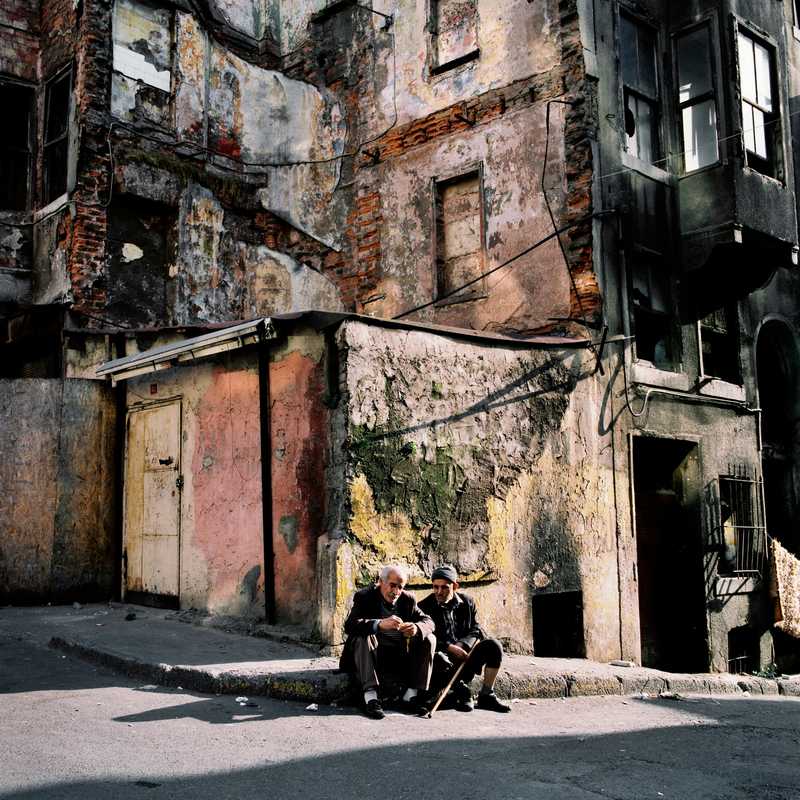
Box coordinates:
[705,466,767,576]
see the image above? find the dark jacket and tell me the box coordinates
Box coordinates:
[419,591,484,653]
[339,585,435,673]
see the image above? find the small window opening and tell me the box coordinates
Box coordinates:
[43,68,73,205]
[706,467,767,577]
[532,591,585,658]
[700,304,740,383]
[621,14,660,164]
[738,31,779,178]
[727,626,760,674]
[0,83,34,211]
[676,25,719,172]
[434,170,485,302]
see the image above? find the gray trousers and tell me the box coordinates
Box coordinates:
[351,633,436,694]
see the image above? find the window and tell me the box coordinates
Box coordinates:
[434,170,484,302]
[43,68,73,206]
[738,30,778,177]
[429,0,479,74]
[0,83,34,211]
[699,305,740,383]
[620,14,660,164]
[676,25,719,172]
[706,469,767,576]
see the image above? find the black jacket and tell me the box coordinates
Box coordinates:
[339,585,435,672]
[419,591,484,653]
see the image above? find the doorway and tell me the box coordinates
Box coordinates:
[633,437,707,671]
[123,399,182,608]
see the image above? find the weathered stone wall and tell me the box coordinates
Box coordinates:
[0,379,117,602]
[318,320,619,655]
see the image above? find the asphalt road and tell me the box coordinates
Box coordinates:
[2,632,799,800]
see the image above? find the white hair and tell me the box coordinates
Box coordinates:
[379,564,409,583]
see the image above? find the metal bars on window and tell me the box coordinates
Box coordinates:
[705,466,768,576]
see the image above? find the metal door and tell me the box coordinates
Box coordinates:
[123,399,182,603]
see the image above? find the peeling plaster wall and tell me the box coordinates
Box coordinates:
[269,328,329,627]
[125,349,266,618]
[318,320,621,656]
[0,379,117,602]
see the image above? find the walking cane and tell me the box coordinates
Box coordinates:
[426,660,466,719]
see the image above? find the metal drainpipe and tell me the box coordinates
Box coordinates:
[112,334,128,602]
[257,321,276,624]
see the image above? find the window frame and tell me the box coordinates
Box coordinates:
[42,65,74,207]
[697,303,742,385]
[618,10,662,167]
[431,164,487,305]
[0,79,35,212]
[735,24,781,179]
[427,0,480,77]
[673,21,721,175]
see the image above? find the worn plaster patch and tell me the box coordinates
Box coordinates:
[121,242,144,262]
[279,514,299,553]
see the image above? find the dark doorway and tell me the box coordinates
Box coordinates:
[532,591,585,657]
[633,437,707,671]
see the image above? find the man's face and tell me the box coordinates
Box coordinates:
[432,578,456,605]
[378,571,405,604]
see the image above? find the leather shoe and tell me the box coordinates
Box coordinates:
[364,699,385,720]
[476,692,510,713]
[454,695,474,712]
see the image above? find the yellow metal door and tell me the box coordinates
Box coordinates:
[123,400,181,601]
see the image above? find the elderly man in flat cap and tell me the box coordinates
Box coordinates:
[419,564,510,712]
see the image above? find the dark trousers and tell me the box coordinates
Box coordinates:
[432,638,504,690]
[350,633,436,694]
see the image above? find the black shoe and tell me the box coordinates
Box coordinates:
[364,699,385,720]
[400,694,427,716]
[453,680,472,701]
[455,695,474,712]
[476,691,510,713]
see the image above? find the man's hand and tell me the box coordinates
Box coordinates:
[378,615,403,631]
[399,622,418,638]
[447,643,469,662]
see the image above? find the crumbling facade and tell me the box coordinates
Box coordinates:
[2,0,800,673]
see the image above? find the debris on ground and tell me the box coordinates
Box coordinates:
[658,691,686,701]
[125,612,137,621]
[305,703,319,711]
[609,660,635,668]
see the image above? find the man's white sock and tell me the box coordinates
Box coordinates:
[402,688,418,702]
[364,689,378,704]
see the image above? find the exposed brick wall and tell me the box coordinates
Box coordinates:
[0,0,39,81]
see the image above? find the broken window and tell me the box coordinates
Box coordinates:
[727,626,760,674]
[620,14,659,164]
[434,170,485,302]
[627,175,678,368]
[738,30,779,178]
[699,304,740,383]
[43,67,73,206]
[676,24,719,172]
[113,0,172,92]
[0,83,34,211]
[706,468,767,577]
[430,0,479,74]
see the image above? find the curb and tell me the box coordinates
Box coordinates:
[49,636,798,705]
[49,636,351,703]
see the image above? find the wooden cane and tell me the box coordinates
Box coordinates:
[426,660,466,718]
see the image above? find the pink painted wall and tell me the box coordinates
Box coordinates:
[269,348,327,626]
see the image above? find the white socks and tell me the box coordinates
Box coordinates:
[364,689,378,704]
[402,688,418,702]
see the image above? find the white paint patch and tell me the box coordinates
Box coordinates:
[113,45,171,91]
[121,243,144,262]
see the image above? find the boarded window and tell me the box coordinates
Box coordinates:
[113,0,172,92]
[738,30,779,177]
[43,68,72,206]
[430,0,479,73]
[676,25,719,172]
[435,170,484,302]
[0,83,34,211]
[620,14,659,164]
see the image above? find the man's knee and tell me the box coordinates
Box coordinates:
[482,638,503,668]
[421,633,436,656]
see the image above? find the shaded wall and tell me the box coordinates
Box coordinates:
[0,379,117,602]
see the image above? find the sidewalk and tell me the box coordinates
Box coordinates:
[2,603,799,704]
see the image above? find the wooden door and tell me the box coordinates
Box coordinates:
[123,400,182,604]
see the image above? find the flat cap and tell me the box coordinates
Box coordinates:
[431,564,458,583]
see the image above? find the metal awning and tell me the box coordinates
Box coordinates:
[96,317,276,384]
